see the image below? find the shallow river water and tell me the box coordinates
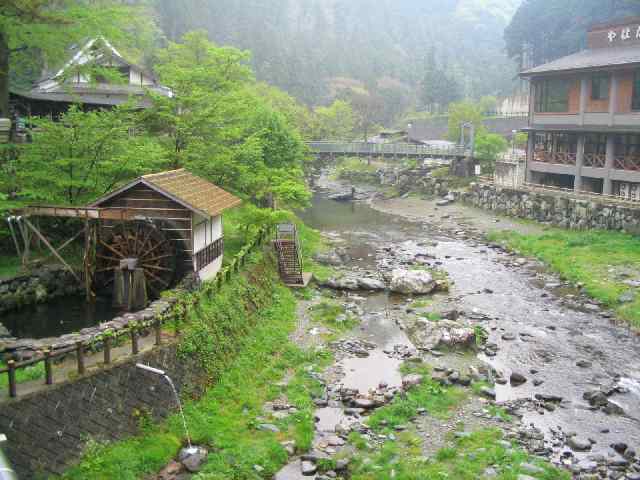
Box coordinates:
[299,191,640,456]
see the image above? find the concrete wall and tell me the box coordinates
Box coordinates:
[0,343,207,479]
[494,161,525,189]
[460,183,640,233]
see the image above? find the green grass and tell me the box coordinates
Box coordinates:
[420,311,442,322]
[410,299,432,309]
[488,229,640,327]
[310,300,358,332]
[0,255,22,278]
[348,428,570,480]
[60,255,320,480]
[366,364,467,433]
[0,360,46,390]
[332,157,378,181]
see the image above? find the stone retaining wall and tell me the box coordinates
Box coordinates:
[0,342,207,478]
[0,266,82,315]
[460,183,640,233]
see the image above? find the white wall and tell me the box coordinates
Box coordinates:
[192,214,224,281]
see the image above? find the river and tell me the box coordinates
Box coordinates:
[296,186,640,472]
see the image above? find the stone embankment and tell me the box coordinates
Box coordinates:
[0,266,82,315]
[460,183,640,233]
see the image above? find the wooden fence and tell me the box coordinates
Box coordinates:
[0,225,270,399]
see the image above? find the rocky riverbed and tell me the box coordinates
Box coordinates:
[271,171,640,479]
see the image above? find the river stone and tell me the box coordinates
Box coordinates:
[357,277,386,291]
[510,372,527,386]
[390,269,436,295]
[567,436,592,452]
[583,390,609,407]
[353,398,376,409]
[314,251,343,266]
[413,319,475,350]
[257,423,280,433]
[480,387,496,399]
[0,323,10,338]
[179,446,208,473]
[401,374,424,389]
[301,460,317,476]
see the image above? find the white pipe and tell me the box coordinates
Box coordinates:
[135,364,166,376]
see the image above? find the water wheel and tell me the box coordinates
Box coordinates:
[95,221,177,295]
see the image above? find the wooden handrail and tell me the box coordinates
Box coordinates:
[0,224,272,399]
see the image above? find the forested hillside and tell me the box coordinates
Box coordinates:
[154,0,522,118]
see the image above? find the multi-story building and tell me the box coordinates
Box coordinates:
[521,17,640,200]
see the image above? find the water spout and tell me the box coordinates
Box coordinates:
[136,364,192,448]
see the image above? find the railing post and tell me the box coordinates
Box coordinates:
[131,328,139,355]
[44,349,53,385]
[104,336,112,364]
[154,319,162,346]
[76,341,85,376]
[7,360,16,398]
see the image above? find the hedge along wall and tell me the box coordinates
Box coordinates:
[0,249,280,479]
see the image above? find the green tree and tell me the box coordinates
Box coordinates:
[447,101,486,142]
[478,95,498,114]
[17,105,165,204]
[0,0,150,118]
[475,132,508,173]
[144,31,310,209]
[313,100,356,140]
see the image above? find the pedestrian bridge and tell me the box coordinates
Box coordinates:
[307,141,470,159]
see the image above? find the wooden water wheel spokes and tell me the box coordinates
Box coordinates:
[95,221,177,295]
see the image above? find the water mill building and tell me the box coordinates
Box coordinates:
[521,17,640,200]
[16,169,241,305]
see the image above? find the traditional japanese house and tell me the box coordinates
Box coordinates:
[521,17,640,200]
[11,37,171,118]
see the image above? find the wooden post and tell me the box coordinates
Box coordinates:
[44,349,53,385]
[131,328,139,355]
[104,336,112,364]
[23,218,80,282]
[154,319,162,346]
[7,360,16,398]
[76,342,85,375]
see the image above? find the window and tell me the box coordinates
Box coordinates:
[591,73,610,101]
[632,71,640,111]
[535,79,570,113]
[615,134,640,156]
[584,134,607,155]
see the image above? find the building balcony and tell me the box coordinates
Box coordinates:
[614,155,640,171]
[583,152,606,168]
[534,150,577,165]
[531,112,640,129]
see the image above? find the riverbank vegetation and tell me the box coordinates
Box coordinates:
[347,427,570,480]
[488,229,640,328]
[60,252,327,480]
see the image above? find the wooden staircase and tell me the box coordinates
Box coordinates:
[274,223,309,286]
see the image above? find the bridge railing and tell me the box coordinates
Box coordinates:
[307,141,469,157]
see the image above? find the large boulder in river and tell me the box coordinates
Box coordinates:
[390,269,436,295]
[412,320,476,350]
[357,277,386,291]
[321,275,385,291]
